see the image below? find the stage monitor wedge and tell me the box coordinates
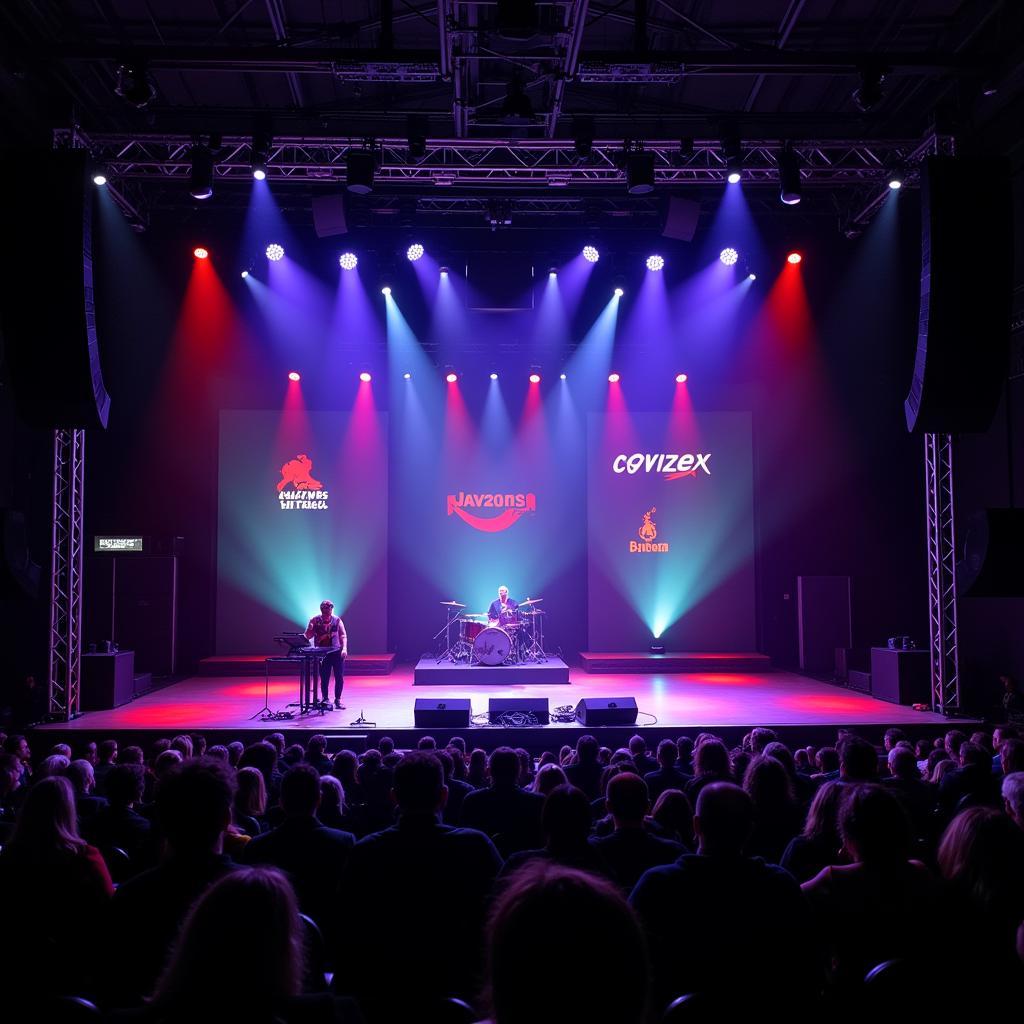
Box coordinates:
[414,698,471,728]
[575,697,638,726]
[904,156,1012,434]
[0,149,111,430]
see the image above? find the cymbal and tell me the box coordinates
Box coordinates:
[440,600,466,607]
[520,597,544,605]
[521,609,547,616]
[461,612,488,619]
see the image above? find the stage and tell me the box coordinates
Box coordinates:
[34,664,966,750]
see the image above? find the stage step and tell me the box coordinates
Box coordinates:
[197,654,396,676]
[579,651,771,673]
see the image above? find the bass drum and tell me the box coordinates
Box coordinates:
[473,626,511,666]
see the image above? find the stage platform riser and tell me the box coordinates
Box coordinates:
[580,652,772,673]
[413,657,570,685]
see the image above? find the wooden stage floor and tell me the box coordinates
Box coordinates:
[36,665,961,747]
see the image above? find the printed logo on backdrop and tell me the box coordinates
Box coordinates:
[631,507,669,553]
[612,452,712,480]
[277,454,329,510]
[447,491,536,533]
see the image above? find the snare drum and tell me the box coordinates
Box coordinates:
[460,619,485,644]
[473,626,512,666]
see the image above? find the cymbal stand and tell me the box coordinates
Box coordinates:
[522,613,548,663]
[435,605,462,663]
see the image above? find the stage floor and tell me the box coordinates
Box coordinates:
[36,665,961,744]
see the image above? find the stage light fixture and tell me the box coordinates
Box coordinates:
[675,373,688,384]
[288,371,301,382]
[439,266,450,277]
[406,242,425,262]
[240,270,249,279]
[787,251,803,265]
[721,130,743,183]
[92,172,107,186]
[339,252,358,270]
[359,372,372,383]
[748,272,757,281]
[529,371,541,384]
[853,66,885,112]
[573,116,595,160]
[114,60,157,109]
[727,169,741,185]
[613,286,624,298]
[888,174,903,190]
[625,150,655,195]
[193,247,209,260]
[490,372,499,381]
[608,372,620,383]
[381,284,392,296]
[346,149,376,194]
[719,247,739,266]
[777,145,802,205]
[403,372,412,380]
[446,371,458,384]
[582,245,600,264]
[252,164,267,181]
[560,373,567,380]
[646,254,665,272]
[265,243,284,261]
[548,267,558,278]
[189,145,215,200]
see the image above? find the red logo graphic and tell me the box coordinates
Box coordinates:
[447,491,536,533]
[277,454,323,492]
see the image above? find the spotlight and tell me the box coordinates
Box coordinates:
[719,247,739,266]
[446,371,458,384]
[193,247,209,260]
[727,170,742,185]
[548,267,558,278]
[613,286,624,298]
[288,371,301,382]
[501,76,535,124]
[888,174,903,190]
[608,373,620,383]
[675,373,688,384]
[359,372,372,383]
[440,266,450,277]
[852,66,885,112]
[265,243,284,262]
[721,130,743,183]
[346,149,376,194]
[646,254,665,272]
[490,373,499,381]
[529,372,541,384]
[560,373,567,380]
[339,252,358,270]
[114,61,157,109]
[582,245,600,264]
[625,150,655,195]
[787,251,803,265]
[252,165,267,182]
[406,243,425,262]
[92,172,107,186]
[403,372,412,380]
[189,145,215,200]
[381,285,392,296]
[747,272,757,281]
[777,145,802,205]
[241,270,249,279]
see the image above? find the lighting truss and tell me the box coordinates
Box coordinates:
[924,432,960,716]
[49,428,86,721]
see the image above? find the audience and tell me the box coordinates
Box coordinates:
[86,762,152,866]
[644,737,691,798]
[780,780,845,883]
[743,753,803,862]
[461,746,544,855]
[564,734,603,800]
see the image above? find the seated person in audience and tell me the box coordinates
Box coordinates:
[998,738,1024,777]
[763,741,818,806]
[630,782,817,1011]
[86,762,153,867]
[334,751,502,1021]
[531,763,567,797]
[355,748,395,833]
[944,729,969,762]
[883,727,908,753]
[835,735,878,783]
[780,781,845,883]
[502,784,611,879]
[644,738,692,800]
[938,742,1001,816]
[105,757,238,1005]
[2,734,32,787]
[127,867,361,1024]
[435,748,472,826]
[0,752,23,820]
[591,773,684,891]
[812,746,839,779]
[1003,772,1024,831]
[64,757,109,828]
[992,725,1018,769]
[242,763,355,930]
[93,738,118,795]
[683,738,732,802]
[883,745,936,839]
[937,806,1024,1003]
[0,776,113,1002]
[646,788,695,848]
[460,746,544,856]
[317,774,360,835]
[233,765,267,837]
[802,784,942,990]
[628,735,658,776]
[743,754,803,863]
[483,861,649,1024]
[564,735,603,800]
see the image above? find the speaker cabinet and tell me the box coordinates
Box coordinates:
[870,647,930,705]
[957,508,1024,597]
[488,697,550,726]
[798,576,851,673]
[414,698,471,728]
[905,156,1012,433]
[81,651,135,711]
[575,697,638,726]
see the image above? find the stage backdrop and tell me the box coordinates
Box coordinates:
[587,411,756,651]
[216,408,388,653]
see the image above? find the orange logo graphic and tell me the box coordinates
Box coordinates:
[447,491,536,533]
[277,454,323,492]
[631,507,669,553]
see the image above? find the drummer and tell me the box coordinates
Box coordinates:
[487,585,520,628]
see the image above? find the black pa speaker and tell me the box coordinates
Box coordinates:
[414,698,471,728]
[575,697,638,726]
[957,508,1024,597]
[0,149,111,429]
[488,697,550,726]
[661,196,700,241]
[81,651,135,711]
[904,156,1013,433]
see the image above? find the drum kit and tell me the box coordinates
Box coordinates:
[435,598,549,666]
